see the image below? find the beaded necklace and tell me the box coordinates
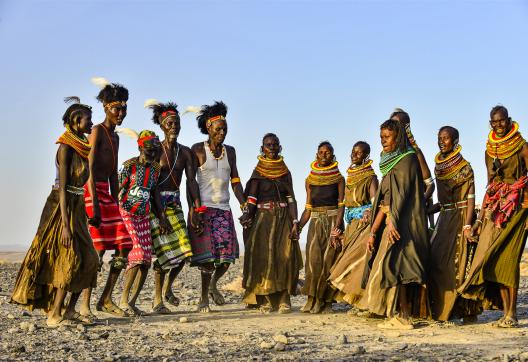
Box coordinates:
[379,147,415,176]
[206,141,225,160]
[434,145,469,181]
[56,125,91,159]
[306,161,343,186]
[486,121,526,160]
[346,159,375,186]
[255,155,289,179]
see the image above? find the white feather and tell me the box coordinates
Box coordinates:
[144,98,160,108]
[182,105,201,115]
[91,76,111,89]
[116,127,139,140]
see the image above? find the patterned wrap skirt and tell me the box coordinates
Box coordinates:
[120,209,152,269]
[189,207,239,266]
[84,182,132,251]
[150,191,193,270]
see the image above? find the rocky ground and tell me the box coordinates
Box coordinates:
[1,253,528,361]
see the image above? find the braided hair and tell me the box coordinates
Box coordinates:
[380,119,410,153]
[62,97,92,126]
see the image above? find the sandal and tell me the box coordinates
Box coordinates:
[497,316,519,328]
[63,311,96,325]
[259,304,273,314]
[491,316,506,327]
[46,318,73,329]
[164,294,180,307]
[209,289,226,306]
[97,302,128,317]
[152,303,172,315]
[278,304,291,314]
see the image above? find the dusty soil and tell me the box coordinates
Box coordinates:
[1,252,527,361]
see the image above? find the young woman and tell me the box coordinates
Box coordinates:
[328,141,378,306]
[11,97,99,327]
[298,141,345,314]
[360,119,429,330]
[459,106,528,328]
[242,133,303,314]
[428,126,481,322]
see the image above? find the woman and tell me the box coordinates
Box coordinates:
[428,126,481,322]
[328,141,378,306]
[11,97,99,327]
[459,105,528,328]
[359,119,429,330]
[242,133,303,314]
[390,109,435,229]
[298,141,345,314]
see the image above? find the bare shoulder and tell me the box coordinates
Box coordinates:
[191,142,204,153]
[224,144,236,157]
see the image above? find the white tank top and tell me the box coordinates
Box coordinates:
[197,142,231,210]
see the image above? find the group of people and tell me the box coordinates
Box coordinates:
[9,78,528,331]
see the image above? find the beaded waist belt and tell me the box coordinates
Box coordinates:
[311,206,339,218]
[440,200,468,211]
[257,201,288,209]
[67,185,84,195]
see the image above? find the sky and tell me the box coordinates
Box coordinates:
[1,0,528,250]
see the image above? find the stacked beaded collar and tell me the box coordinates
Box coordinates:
[306,161,344,186]
[379,147,415,176]
[56,125,91,159]
[486,121,526,160]
[434,145,469,181]
[346,160,375,186]
[255,155,289,179]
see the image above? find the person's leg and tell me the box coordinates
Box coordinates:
[398,285,410,320]
[153,268,166,308]
[507,287,518,319]
[278,291,291,314]
[209,263,229,305]
[198,265,214,312]
[97,250,128,315]
[163,262,185,306]
[499,285,510,319]
[120,265,140,311]
[80,250,105,317]
[47,288,67,325]
[128,265,149,315]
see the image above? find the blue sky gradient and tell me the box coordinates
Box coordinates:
[1,0,527,249]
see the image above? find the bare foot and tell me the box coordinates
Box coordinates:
[209,287,225,306]
[197,298,211,313]
[259,303,273,314]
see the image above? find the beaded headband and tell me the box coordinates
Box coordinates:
[104,101,127,109]
[206,115,226,128]
[161,110,178,126]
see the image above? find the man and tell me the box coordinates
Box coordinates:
[81,78,133,317]
[145,100,201,313]
[189,101,247,312]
